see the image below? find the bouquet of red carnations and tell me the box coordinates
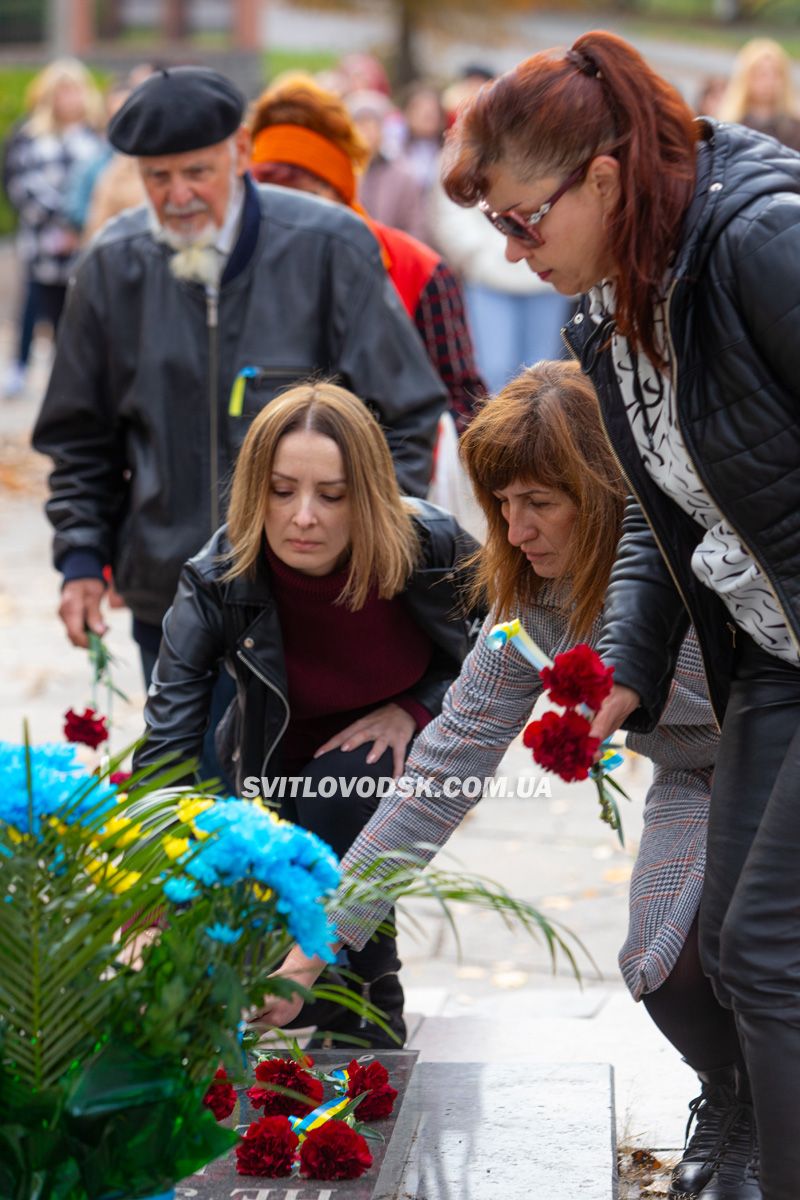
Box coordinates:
[202,1051,398,1182]
[522,642,630,843]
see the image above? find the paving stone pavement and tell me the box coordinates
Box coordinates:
[0,310,691,1192]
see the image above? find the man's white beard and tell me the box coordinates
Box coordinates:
[147,164,243,288]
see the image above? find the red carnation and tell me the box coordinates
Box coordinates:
[540,644,614,712]
[202,1066,237,1122]
[523,709,599,782]
[64,706,108,749]
[346,1058,397,1121]
[299,1119,373,1180]
[109,769,131,787]
[246,1057,324,1118]
[235,1114,298,1177]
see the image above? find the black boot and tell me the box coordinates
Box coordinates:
[670,1066,738,1197]
[697,1068,760,1200]
[306,969,406,1050]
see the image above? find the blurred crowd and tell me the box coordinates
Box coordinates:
[2,37,800,406]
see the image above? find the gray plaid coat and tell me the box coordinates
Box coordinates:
[335,583,717,999]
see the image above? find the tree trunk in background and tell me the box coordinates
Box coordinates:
[163,0,190,41]
[394,0,420,87]
[97,0,123,39]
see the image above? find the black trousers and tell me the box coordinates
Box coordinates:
[699,634,800,1200]
[279,742,404,983]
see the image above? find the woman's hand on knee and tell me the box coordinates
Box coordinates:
[314,703,415,778]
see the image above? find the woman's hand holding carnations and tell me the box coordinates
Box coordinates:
[588,683,641,751]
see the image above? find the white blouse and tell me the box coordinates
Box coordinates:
[589,283,799,666]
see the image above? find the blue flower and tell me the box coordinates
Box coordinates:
[163,876,198,904]
[0,742,117,836]
[205,922,242,944]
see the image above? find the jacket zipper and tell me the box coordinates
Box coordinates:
[661,283,800,660]
[235,647,290,775]
[206,287,220,532]
[562,319,723,728]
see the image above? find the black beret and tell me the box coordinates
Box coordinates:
[108,66,245,156]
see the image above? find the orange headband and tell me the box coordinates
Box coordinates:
[251,124,356,206]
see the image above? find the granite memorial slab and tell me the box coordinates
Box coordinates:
[174,1054,616,1199]
[175,1050,419,1200]
[376,1061,617,1200]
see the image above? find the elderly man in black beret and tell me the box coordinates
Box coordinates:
[33,67,446,717]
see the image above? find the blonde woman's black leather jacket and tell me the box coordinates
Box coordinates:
[133,500,484,792]
[566,120,800,729]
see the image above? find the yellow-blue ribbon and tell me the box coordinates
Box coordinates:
[289,1068,351,1142]
[228,366,259,417]
[486,618,554,671]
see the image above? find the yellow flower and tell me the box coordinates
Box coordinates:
[253,883,274,902]
[162,835,189,860]
[177,797,213,824]
[7,825,25,844]
[84,857,108,885]
[104,815,142,846]
[109,869,141,894]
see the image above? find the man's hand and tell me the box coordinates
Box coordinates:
[245,946,332,1031]
[313,702,415,778]
[589,683,641,751]
[59,578,108,648]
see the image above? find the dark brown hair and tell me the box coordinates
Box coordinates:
[460,361,625,639]
[442,32,700,367]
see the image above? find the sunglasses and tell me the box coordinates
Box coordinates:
[479,162,589,247]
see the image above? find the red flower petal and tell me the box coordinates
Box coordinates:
[540,644,614,712]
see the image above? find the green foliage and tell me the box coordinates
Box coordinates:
[0,734,588,1197]
[263,47,339,83]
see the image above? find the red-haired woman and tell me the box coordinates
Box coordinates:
[435,30,800,1200]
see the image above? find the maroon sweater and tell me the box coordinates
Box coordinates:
[266,545,434,772]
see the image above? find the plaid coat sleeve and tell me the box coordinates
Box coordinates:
[333,604,569,949]
[333,602,719,983]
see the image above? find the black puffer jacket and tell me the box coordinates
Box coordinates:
[565,120,800,728]
[133,500,484,792]
[32,178,446,626]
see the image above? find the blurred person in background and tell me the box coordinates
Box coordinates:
[398,81,447,199]
[3,58,103,397]
[347,89,428,241]
[694,74,728,119]
[719,37,800,151]
[431,65,572,395]
[68,65,154,243]
[248,72,485,436]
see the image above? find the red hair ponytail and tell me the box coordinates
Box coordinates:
[442,31,700,366]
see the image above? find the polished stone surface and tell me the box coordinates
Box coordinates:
[175,1057,616,1199]
[376,1062,617,1200]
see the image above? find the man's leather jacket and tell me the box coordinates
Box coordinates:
[133,500,484,793]
[32,178,447,626]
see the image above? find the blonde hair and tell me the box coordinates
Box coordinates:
[24,58,104,137]
[460,361,626,641]
[224,381,420,609]
[718,38,797,122]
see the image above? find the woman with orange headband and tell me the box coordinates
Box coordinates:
[248,74,486,436]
